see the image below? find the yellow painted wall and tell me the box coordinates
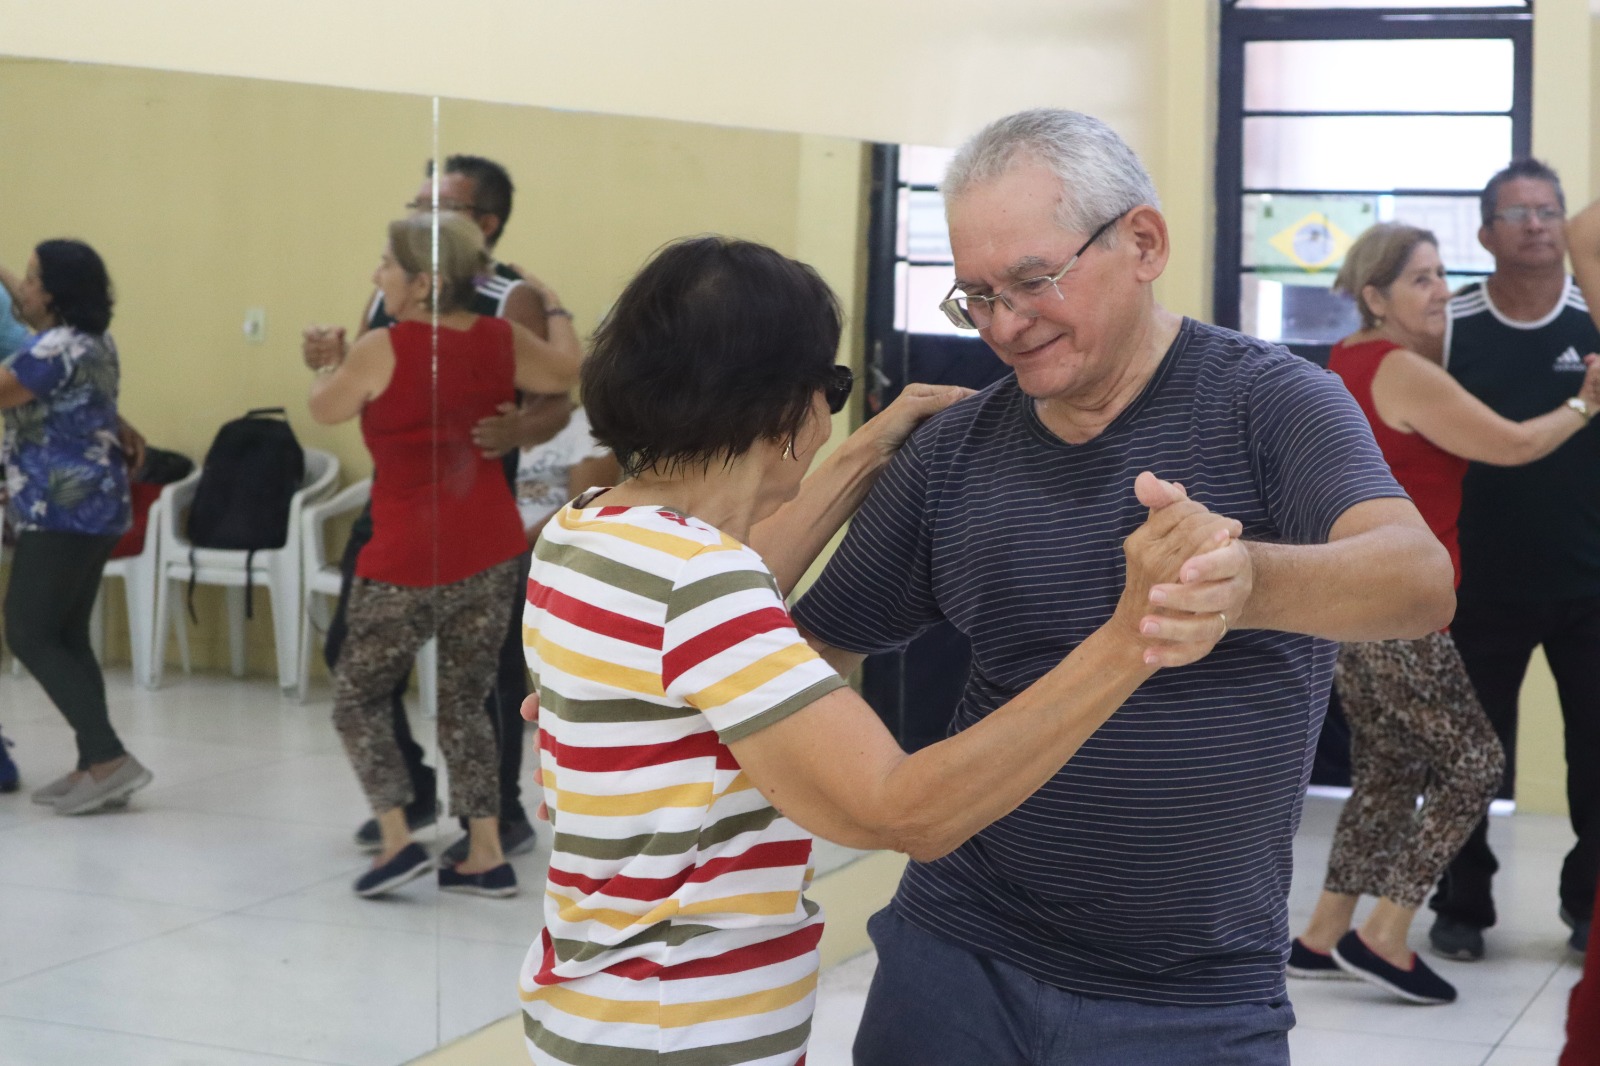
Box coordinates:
[0,1,1168,160]
[0,60,858,675]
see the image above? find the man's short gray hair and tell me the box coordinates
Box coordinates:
[942,109,1160,242]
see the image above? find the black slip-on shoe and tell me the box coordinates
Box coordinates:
[354,843,434,898]
[1288,938,1355,980]
[1333,930,1457,1005]
[437,862,518,898]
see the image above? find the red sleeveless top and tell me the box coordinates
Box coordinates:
[1328,338,1467,587]
[357,317,528,586]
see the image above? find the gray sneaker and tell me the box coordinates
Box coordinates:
[1428,915,1485,962]
[55,756,153,816]
[31,771,80,806]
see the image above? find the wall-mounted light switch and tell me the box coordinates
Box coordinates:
[243,307,267,343]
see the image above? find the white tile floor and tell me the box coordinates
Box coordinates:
[0,667,1584,1065]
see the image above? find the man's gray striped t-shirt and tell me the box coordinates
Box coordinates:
[792,318,1403,1007]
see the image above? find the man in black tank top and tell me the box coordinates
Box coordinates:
[1430,161,1600,961]
[306,154,573,861]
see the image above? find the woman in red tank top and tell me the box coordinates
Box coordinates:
[1292,223,1600,1004]
[306,214,578,900]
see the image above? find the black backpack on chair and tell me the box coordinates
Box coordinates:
[187,407,306,620]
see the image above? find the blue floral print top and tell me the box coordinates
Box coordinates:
[2,326,130,535]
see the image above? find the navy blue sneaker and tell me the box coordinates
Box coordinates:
[354,843,433,898]
[1333,930,1457,1004]
[1288,938,1354,980]
[0,730,17,793]
[438,862,518,898]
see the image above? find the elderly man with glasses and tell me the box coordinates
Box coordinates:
[790,108,1453,1066]
[1427,160,1600,965]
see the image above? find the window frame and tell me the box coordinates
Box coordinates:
[1214,4,1533,360]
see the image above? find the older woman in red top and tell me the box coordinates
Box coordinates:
[1289,222,1600,1004]
[308,213,578,900]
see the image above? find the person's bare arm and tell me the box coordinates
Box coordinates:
[507,270,580,386]
[117,416,147,474]
[0,366,36,409]
[1571,198,1600,332]
[749,384,973,597]
[502,282,550,340]
[728,476,1244,861]
[510,321,580,396]
[1374,347,1593,466]
[472,394,575,458]
[0,264,22,306]
[1159,495,1453,643]
[307,329,396,425]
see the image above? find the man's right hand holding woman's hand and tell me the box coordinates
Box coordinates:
[302,325,347,373]
[1112,471,1253,669]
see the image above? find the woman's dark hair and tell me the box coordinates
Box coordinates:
[35,239,113,335]
[583,236,842,477]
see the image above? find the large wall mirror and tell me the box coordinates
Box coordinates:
[0,56,871,1063]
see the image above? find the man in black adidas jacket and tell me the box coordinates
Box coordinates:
[1430,159,1600,962]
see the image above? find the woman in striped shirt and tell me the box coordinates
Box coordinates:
[519,236,1250,1065]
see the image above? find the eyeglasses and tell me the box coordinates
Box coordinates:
[1493,205,1564,225]
[824,364,854,414]
[404,197,484,216]
[939,213,1123,330]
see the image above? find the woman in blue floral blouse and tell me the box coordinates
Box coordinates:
[0,239,151,815]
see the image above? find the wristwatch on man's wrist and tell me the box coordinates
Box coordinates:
[1567,396,1595,422]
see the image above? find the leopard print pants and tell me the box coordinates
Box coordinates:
[1324,630,1506,909]
[332,558,522,819]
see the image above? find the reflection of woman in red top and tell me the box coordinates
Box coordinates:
[1290,223,1600,1004]
[307,214,578,900]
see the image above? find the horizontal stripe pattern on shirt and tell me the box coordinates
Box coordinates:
[522,501,844,1062]
[793,318,1403,1007]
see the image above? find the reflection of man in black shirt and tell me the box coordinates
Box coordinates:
[305,154,572,861]
[1431,160,1600,960]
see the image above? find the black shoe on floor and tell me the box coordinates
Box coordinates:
[438,862,518,898]
[354,798,438,853]
[1560,906,1591,954]
[354,843,434,898]
[1287,938,1354,980]
[1428,915,1485,962]
[0,730,17,794]
[1333,931,1457,1005]
[439,819,537,867]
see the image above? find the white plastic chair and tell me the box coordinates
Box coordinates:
[151,448,340,695]
[91,490,170,689]
[297,477,437,714]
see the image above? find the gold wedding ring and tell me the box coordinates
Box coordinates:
[1218,612,1229,640]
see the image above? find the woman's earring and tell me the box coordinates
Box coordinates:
[783,436,797,461]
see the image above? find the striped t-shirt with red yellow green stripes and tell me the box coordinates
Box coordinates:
[520,498,847,1065]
